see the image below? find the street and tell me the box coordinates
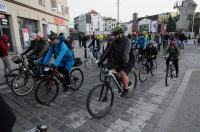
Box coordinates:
[1,42,200,132]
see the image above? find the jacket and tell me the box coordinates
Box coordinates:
[43,41,74,71]
[21,40,37,55]
[99,36,132,68]
[0,35,9,57]
[136,36,147,49]
[164,46,180,59]
[145,47,157,58]
[31,39,49,57]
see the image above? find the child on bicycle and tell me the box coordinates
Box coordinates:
[163,41,180,78]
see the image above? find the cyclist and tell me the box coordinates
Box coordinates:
[98,27,134,98]
[144,42,157,69]
[136,33,147,56]
[42,32,75,91]
[163,32,170,49]
[23,32,49,62]
[132,32,138,48]
[21,33,37,56]
[163,41,180,78]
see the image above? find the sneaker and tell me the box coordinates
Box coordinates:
[176,74,179,78]
[120,89,131,98]
[63,85,70,92]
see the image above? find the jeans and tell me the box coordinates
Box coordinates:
[1,56,11,75]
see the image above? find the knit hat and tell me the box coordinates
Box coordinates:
[36,32,44,39]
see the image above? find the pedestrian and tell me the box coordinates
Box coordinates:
[0,94,16,132]
[0,34,12,77]
[82,35,88,58]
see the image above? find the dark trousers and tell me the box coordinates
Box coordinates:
[147,58,153,69]
[166,58,179,74]
[57,67,70,85]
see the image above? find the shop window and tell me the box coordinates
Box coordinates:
[38,0,45,6]
[51,0,57,10]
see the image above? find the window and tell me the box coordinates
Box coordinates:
[98,22,100,25]
[61,6,64,14]
[57,3,62,13]
[65,6,69,15]
[91,27,93,30]
[38,0,45,6]
[50,0,57,10]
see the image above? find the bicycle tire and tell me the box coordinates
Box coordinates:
[139,65,148,82]
[87,83,114,118]
[35,78,59,105]
[70,68,84,91]
[165,67,171,86]
[6,68,19,87]
[84,57,94,70]
[11,71,35,96]
[151,61,158,75]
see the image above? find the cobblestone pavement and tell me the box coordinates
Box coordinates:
[1,44,200,132]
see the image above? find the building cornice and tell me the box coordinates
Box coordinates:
[5,0,69,21]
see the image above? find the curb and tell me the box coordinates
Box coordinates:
[156,68,200,129]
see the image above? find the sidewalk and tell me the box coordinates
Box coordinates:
[155,69,200,132]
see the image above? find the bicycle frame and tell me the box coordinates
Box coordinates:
[104,70,123,92]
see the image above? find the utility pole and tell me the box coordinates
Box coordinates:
[117,0,119,26]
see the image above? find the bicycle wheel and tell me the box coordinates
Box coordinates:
[70,68,84,91]
[87,83,114,118]
[139,65,148,82]
[165,67,171,86]
[151,61,158,75]
[35,78,59,105]
[128,70,137,89]
[6,68,19,87]
[84,57,94,70]
[11,71,35,96]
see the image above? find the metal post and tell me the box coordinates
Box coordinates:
[117,0,119,26]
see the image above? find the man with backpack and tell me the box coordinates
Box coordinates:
[98,27,134,98]
[43,32,75,92]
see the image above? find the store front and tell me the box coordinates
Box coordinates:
[18,17,38,49]
[0,13,13,51]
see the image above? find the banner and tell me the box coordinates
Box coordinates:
[151,21,158,33]
[22,28,30,49]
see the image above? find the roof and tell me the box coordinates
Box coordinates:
[87,9,99,15]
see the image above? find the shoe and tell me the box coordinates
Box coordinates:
[120,89,131,98]
[63,85,70,92]
[176,74,179,78]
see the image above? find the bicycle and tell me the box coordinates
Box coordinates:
[10,56,45,96]
[139,57,157,82]
[35,65,84,105]
[87,68,137,118]
[134,48,144,69]
[164,57,180,86]
[84,48,99,70]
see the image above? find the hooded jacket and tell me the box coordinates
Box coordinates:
[0,35,9,57]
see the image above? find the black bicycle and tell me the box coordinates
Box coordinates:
[139,57,157,82]
[10,55,45,96]
[134,48,144,69]
[87,69,137,118]
[165,57,180,86]
[35,65,84,105]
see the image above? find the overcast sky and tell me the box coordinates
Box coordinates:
[68,0,200,22]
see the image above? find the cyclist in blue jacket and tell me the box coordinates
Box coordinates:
[136,33,147,56]
[43,32,75,91]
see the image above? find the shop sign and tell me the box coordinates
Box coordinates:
[54,17,65,25]
[0,3,7,13]
[2,18,8,25]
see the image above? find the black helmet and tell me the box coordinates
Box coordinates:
[48,31,57,41]
[112,27,124,35]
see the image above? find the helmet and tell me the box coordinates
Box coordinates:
[170,41,176,46]
[48,31,57,41]
[132,32,137,36]
[112,27,124,35]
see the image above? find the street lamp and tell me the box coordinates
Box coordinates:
[117,0,119,26]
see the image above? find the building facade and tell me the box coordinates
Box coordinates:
[0,0,69,53]
[104,17,117,32]
[74,10,105,35]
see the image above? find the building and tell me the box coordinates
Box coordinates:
[103,17,117,33]
[74,10,104,35]
[0,0,69,53]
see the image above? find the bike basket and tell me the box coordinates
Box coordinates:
[74,58,82,67]
[11,55,22,64]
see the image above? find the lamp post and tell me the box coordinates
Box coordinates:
[117,0,119,26]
